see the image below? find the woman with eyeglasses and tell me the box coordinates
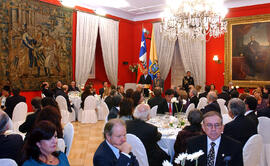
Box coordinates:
[22,120,70,166]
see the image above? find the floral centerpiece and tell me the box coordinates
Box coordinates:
[162,150,204,166]
[129,64,138,80]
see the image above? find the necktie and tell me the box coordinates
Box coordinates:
[169,103,172,115]
[207,142,216,166]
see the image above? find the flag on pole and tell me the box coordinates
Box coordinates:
[148,28,159,80]
[137,31,147,83]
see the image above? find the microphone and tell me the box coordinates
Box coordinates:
[224,156,231,166]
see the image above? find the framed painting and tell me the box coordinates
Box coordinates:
[225,14,270,87]
[0,0,73,90]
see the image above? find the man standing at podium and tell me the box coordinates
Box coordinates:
[138,69,152,97]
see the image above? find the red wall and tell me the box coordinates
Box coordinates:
[17,1,270,110]
[206,3,270,93]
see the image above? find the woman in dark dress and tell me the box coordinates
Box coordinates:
[173,109,204,165]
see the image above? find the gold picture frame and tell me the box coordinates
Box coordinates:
[225,14,270,87]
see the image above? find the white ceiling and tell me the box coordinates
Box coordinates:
[74,0,270,21]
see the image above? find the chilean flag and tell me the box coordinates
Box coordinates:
[137,31,147,83]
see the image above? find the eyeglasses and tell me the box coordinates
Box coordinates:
[204,123,222,129]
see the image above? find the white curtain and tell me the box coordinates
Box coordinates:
[98,17,119,86]
[178,36,206,87]
[75,11,99,86]
[153,23,176,80]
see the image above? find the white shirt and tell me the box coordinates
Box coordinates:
[167,102,173,111]
[207,136,221,166]
[245,110,253,116]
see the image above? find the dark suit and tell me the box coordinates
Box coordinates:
[99,88,105,98]
[223,115,257,146]
[157,100,180,115]
[5,95,26,118]
[147,96,165,108]
[182,76,194,92]
[201,101,221,114]
[107,107,119,120]
[55,91,72,113]
[93,140,139,166]
[138,74,152,97]
[186,135,243,166]
[19,109,41,135]
[199,92,208,99]
[189,96,199,108]
[126,119,170,166]
[218,92,230,105]
[245,111,258,126]
[0,134,24,164]
[105,96,114,111]
[257,107,270,118]
[42,88,54,98]
[68,85,80,92]
[53,87,62,96]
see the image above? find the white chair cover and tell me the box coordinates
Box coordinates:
[69,108,76,122]
[217,98,226,106]
[64,122,74,156]
[149,105,158,118]
[57,138,66,153]
[197,97,207,109]
[56,96,70,124]
[0,159,18,166]
[222,114,232,125]
[126,134,149,166]
[81,96,98,123]
[217,99,228,114]
[243,134,264,166]
[97,101,109,120]
[12,102,27,122]
[185,103,195,117]
[258,117,270,166]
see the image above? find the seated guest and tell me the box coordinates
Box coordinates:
[126,104,170,166]
[244,96,259,126]
[125,89,134,99]
[102,87,111,100]
[239,93,249,101]
[68,80,80,92]
[41,82,54,98]
[195,85,202,95]
[93,119,139,166]
[230,89,239,99]
[201,91,221,114]
[53,81,63,95]
[105,90,117,111]
[186,111,243,166]
[254,89,267,111]
[117,85,125,97]
[147,87,165,108]
[119,98,134,121]
[199,85,210,99]
[5,87,26,118]
[131,91,144,108]
[135,84,143,94]
[188,88,199,108]
[217,86,230,104]
[0,85,11,109]
[223,98,257,146]
[22,121,70,166]
[35,106,63,138]
[157,89,180,115]
[257,95,270,118]
[107,95,122,121]
[0,111,23,164]
[55,85,73,113]
[81,85,94,109]
[243,88,250,95]
[174,109,203,163]
[153,72,164,92]
[262,85,270,99]
[99,81,108,98]
[210,84,218,94]
[41,97,60,112]
[19,97,42,136]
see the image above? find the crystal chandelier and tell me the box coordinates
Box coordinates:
[161,0,228,40]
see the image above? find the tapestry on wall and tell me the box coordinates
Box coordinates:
[0,0,73,91]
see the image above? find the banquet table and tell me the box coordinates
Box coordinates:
[147,115,187,162]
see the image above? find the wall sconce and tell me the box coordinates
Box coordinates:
[213,55,222,64]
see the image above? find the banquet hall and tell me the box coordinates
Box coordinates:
[1,0,270,166]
